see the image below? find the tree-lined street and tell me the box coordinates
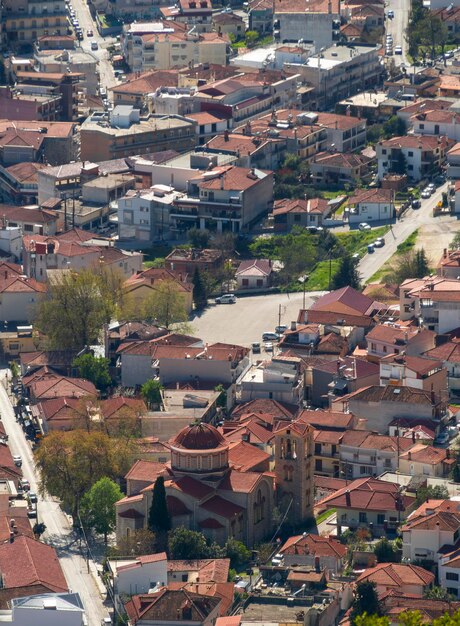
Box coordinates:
[0,371,108,626]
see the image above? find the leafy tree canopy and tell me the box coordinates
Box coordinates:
[80,477,123,542]
[72,353,111,391]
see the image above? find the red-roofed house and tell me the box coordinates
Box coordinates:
[318,477,417,536]
[366,324,436,362]
[0,273,47,323]
[376,135,452,182]
[236,259,273,290]
[310,286,381,317]
[0,536,67,593]
[355,563,434,597]
[347,188,395,224]
[398,444,455,477]
[273,197,332,231]
[279,533,347,573]
[379,353,446,397]
[107,552,168,609]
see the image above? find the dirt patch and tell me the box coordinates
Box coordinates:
[415,220,460,269]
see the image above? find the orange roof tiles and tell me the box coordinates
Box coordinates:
[356,563,434,590]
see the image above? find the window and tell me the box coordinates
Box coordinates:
[447,588,458,597]
[294,214,301,222]
[408,151,413,157]
[447,572,459,581]
[315,443,321,455]
[359,512,367,523]
[419,123,424,129]
[377,514,385,525]
[23,224,33,232]
[315,459,323,471]
[371,342,376,351]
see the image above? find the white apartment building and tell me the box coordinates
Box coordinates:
[400,277,460,334]
[376,135,450,182]
[122,22,229,73]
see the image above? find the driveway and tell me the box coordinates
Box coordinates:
[191,292,324,346]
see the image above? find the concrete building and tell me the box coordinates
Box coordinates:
[3,593,85,626]
[161,0,213,32]
[2,0,67,48]
[399,276,460,334]
[122,21,230,73]
[236,358,304,405]
[80,110,196,162]
[248,0,273,34]
[170,165,274,233]
[34,49,99,97]
[286,44,381,110]
[274,0,340,52]
[376,135,451,182]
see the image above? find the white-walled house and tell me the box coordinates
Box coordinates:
[411,110,460,142]
[402,500,460,564]
[376,135,451,182]
[439,550,460,599]
[347,188,395,224]
[108,553,168,610]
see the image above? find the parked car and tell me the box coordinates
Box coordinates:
[359,222,371,231]
[252,342,261,354]
[215,294,236,304]
[91,41,98,50]
[387,9,394,17]
[411,199,421,209]
[394,46,403,54]
[367,244,375,253]
[275,325,288,334]
[374,238,385,248]
[28,492,37,504]
[421,188,432,198]
[19,479,30,491]
[27,504,37,519]
[87,28,93,36]
[264,342,274,352]
[262,332,279,341]
[12,455,22,467]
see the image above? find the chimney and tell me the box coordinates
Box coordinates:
[444,248,448,258]
[220,176,224,190]
[314,556,320,572]
[412,430,416,444]
[224,130,229,142]
[345,490,351,506]
[408,451,411,461]
[291,321,296,331]
[447,448,450,459]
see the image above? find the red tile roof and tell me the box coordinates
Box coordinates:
[231,398,296,419]
[227,440,270,472]
[200,495,244,519]
[356,563,434,590]
[318,477,413,513]
[311,286,376,315]
[0,536,67,592]
[198,166,271,191]
[125,460,170,484]
[273,197,330,216]
[280,533,347,559]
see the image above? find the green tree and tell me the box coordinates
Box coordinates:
[279,232,317,283]
[392,248,431,283]
[414,249,430,277]
[383,116,406,139]
[424,585,456,601]
[32,522,46,539]
[80,477,123,543]
[392,151,407,175]
[9,361,19,380]
[351,581,383,623]
[148,476,171,535]
[72,353,111,391]
[333,255,361,290]
[225,538,251,570]
[245,30,259,46]
[142,280,189,329]
[141,379,163,409]
[168,527,209,559]
[34,430,132,519]
[192,267,208,311]
[415,484,449,506]
[373,537,400,563]
[36,268,123,351]
[188,228,210,248]
[450,232,460,250]
[214,384,227,409]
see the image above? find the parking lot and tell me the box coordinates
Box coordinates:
[190,291,324,347]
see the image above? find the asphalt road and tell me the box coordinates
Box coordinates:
[72,0,116,90]
[385,0,410,67]
[191,291,324,346]
[0,370,108,626]
[358,182,452,283]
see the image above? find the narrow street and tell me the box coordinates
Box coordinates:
[0,369,108,626]
[385,0,411,66]
[72,0,116,89]
[358,182,453,283]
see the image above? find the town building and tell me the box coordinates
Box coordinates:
[366,324,436,362]
[2,0,67,47]
[400,276,460,334]
[161,0,213,32]
[165,249,223,275]
[310,151,373,186]
[235,259,273,290]
[274,0,340,52]
[80,108,197,162]
[273,197,332,231]
[355,563,434,597]
[278,533,347,573]
[347,188,395,225]
[376,135,451,182]
[116,422,277,547]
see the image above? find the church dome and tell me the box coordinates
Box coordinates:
[173,422,226,450]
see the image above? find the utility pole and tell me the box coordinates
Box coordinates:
[328,252,332,292]
[278,304,282,330]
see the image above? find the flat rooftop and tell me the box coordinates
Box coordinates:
[81,115,194,137]
[304,44,379,69]
[339,91,388,108]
